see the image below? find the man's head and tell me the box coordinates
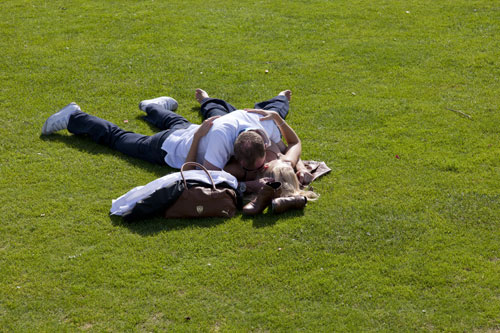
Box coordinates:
[233,130,266,171]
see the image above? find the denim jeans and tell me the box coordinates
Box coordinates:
[200,95,289,120]
[67,105,191,165]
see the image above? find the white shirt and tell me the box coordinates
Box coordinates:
[161,110,281,169]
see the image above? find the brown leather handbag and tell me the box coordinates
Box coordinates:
[164,162,237,218]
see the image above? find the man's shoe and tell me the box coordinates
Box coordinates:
[271,196,307,214]
[242,182,282,215]
[41,102,81,135]
[139,96,178,112]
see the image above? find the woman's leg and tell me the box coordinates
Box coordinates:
[200,98,238,119]
[67,111,170,165]
[197,88,238,119]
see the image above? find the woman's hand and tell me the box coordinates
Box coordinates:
[194,115,220,140]
[296,169,314,185]
[244,109,280,122]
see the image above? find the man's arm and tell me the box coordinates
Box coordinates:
[183,116,219,170]
[202,160,222,171]
[223,158,245,179]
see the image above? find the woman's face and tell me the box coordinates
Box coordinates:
[263,159,300,196]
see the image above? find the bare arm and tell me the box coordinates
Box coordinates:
[223,157,273,193]
[223,158,245,180]
[202,160,222,171]
[183,116,219,170]
[245,109,302,168]
[295,159,314,185]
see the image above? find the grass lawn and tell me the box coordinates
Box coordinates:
[1,0,499,331]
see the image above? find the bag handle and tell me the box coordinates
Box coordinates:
[179,162,216,190]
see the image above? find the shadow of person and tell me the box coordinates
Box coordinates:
[109,214,227,235]
[191,105,207,121]
[242,209,306,228]
[40,133,171,178]
[110,206,304,234]
[136,114,164,133]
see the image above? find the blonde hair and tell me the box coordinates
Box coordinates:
[264,161,318,201]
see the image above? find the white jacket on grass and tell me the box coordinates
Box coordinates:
[110,170,238,216]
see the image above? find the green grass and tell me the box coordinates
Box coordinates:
[1,0,500,331]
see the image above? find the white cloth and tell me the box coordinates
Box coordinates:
[110,169,238,216]
[161,110,281,169]
[162,124,200,169]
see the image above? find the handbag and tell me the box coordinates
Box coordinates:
[164,162,238,218]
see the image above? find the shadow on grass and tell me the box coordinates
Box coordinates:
[40,133,171,177]
[135,114,162,133]
[40,107,206,175]
[136,106,204,131]
[244,209,306,228]
[110,208,304,235]
[109,214,227,235]
[190,105,202,114]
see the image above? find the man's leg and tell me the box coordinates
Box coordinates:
[67,111,169,165]
[254,90,291,120]
[143,104,191,131]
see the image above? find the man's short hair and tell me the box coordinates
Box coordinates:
[234,131,266,167]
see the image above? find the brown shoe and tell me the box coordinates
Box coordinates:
[242,182,282,215]
[271,196,307,214]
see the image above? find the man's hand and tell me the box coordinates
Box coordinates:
[194,115,219,140]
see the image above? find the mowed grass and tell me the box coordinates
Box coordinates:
[1,0,499,331]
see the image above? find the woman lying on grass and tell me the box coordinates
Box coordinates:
[237,108,318,215]
[245,109,318,197]
[195,89,318,207]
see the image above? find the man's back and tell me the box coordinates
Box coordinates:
[197,110,281,169]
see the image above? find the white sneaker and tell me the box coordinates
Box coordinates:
[41,102,81,135]
[139,96,178,112]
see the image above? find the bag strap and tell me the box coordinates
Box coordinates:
[179,162,216,190]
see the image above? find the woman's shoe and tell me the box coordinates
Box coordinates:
[242,182,281,215]
[271,195,307,214]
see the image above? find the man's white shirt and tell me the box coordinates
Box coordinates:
[161,110,281,169]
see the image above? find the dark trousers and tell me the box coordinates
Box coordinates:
[200,95,289,120]
[67,105,191,165]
